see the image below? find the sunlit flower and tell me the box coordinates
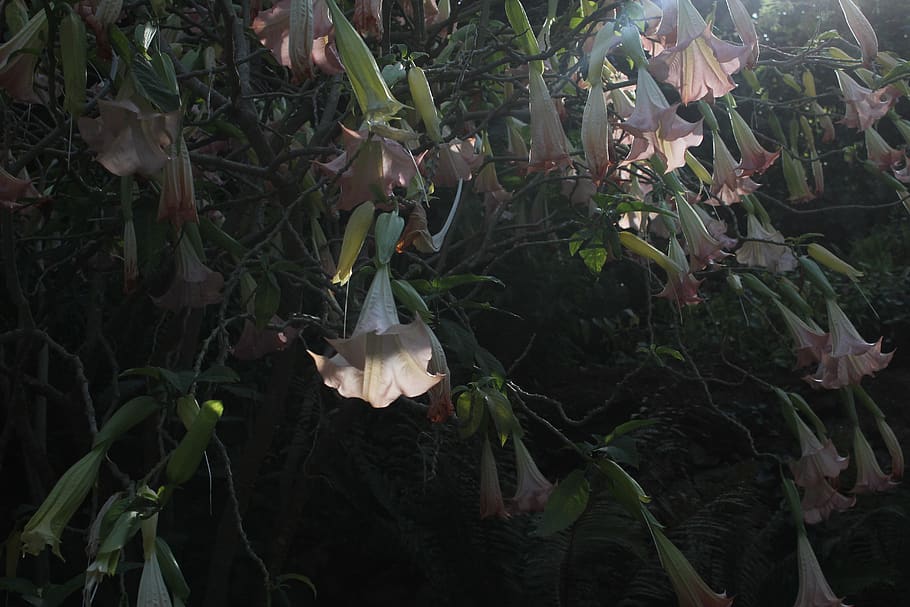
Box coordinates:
[315,126,418,211]
[838,0,878,67]
[509,436,554,513]
[21,447,105,557]
[308,264,443,408]
[648,0,749,104]
[78,99,181,177]
[0,9,47,103]
[650,526,733,607]
[527,70,572,173]
[793,532,851,607]
[153,236,224,310]
[851,426,898,493]
[710,131,759,205]
[836,70,898,131]
[735,214,797,273]
[252,0,344,79]
[729,108,780,176]
[695,204,738,251]
[480,437,510,519]
[726,0,759,68]
[623,68,703,172]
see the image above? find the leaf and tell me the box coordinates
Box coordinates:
[392,279,430,317]
[456,390,485,439]
[196,364,240,384]
[612,200,677,217]
[275,573,317,598]
[654,345,684,362]
[579,247,608,273]
[409,274,504,294]
[535,469,590,536]
[483,388,520,446]
[879,60,910,87]
[132,53,180,112]
[121,367,195,394]
[604,419,656,445]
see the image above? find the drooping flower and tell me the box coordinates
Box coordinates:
[864,126,904,171]
[836,70,898,131]
[473,142,512,218]
[735,214,797,273]
[428,137,481,188]
[0,9,48,103]
[0,164,41,210]
[710,131,759,205]
[251,0,344,78]
[315,126,418,211]
[650,526,733,607]
[152,235,225,310]
[623,68,704,172]
[137,514,174,607]
[78,99,181,177]
[851,426,898,493]
[424,318,453,424]
[676,194,729,271]
[773,300,829,368]
[308,264,443,408]
[729,108,780,176]
[648,0,749,104]
[354,0,382,38]
[793,532,851,607]
[725,0,759,68]
[480,436,510,519]
[875,416,904,480]
[21,447,106,557]
[803,300,893,389]
[781,150,815,204]
[232,317,299,360]
[788,412,854,524]
[658,235,704,306]
[582,85,614,185]
[509,436,554,513]
[694,204,738,251]
[527,70,572,173]
[157,137,198,228]
[837,0,878,67]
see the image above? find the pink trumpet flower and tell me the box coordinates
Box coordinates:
[650,526,733,607]
[527,71,572,173]
[729,108,780,176]
[623,68,703,172]
[837,0,878,67]
[153,236,224,310]
[648,0,749,104]
[735,214,797,273]
[308,264,443,408]
[710,131,759,205]
[793,532,851,607]
[725,0,759,69]
[836,70,898,132]
[851,426,898,493]
[788,413,854,524]
[480,437,510,519]
[509,437,554,513]
[315,126,418,211]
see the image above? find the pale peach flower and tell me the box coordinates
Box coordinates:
[836,70,898,131]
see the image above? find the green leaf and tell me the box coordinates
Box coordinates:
[197,364,240,384]
[275,573,317,598]
[879,61,910,87]
[409,274,504,294]
[483,388,520,446]
[535,469,590,536]
[579,247,608,273]
[612,200,677,217]
[132,53,180,112]
[121,367,195,394]
[604,419,656,444]
[392,279,430,317]
[654,345,684,362]
[456,391,485,439]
